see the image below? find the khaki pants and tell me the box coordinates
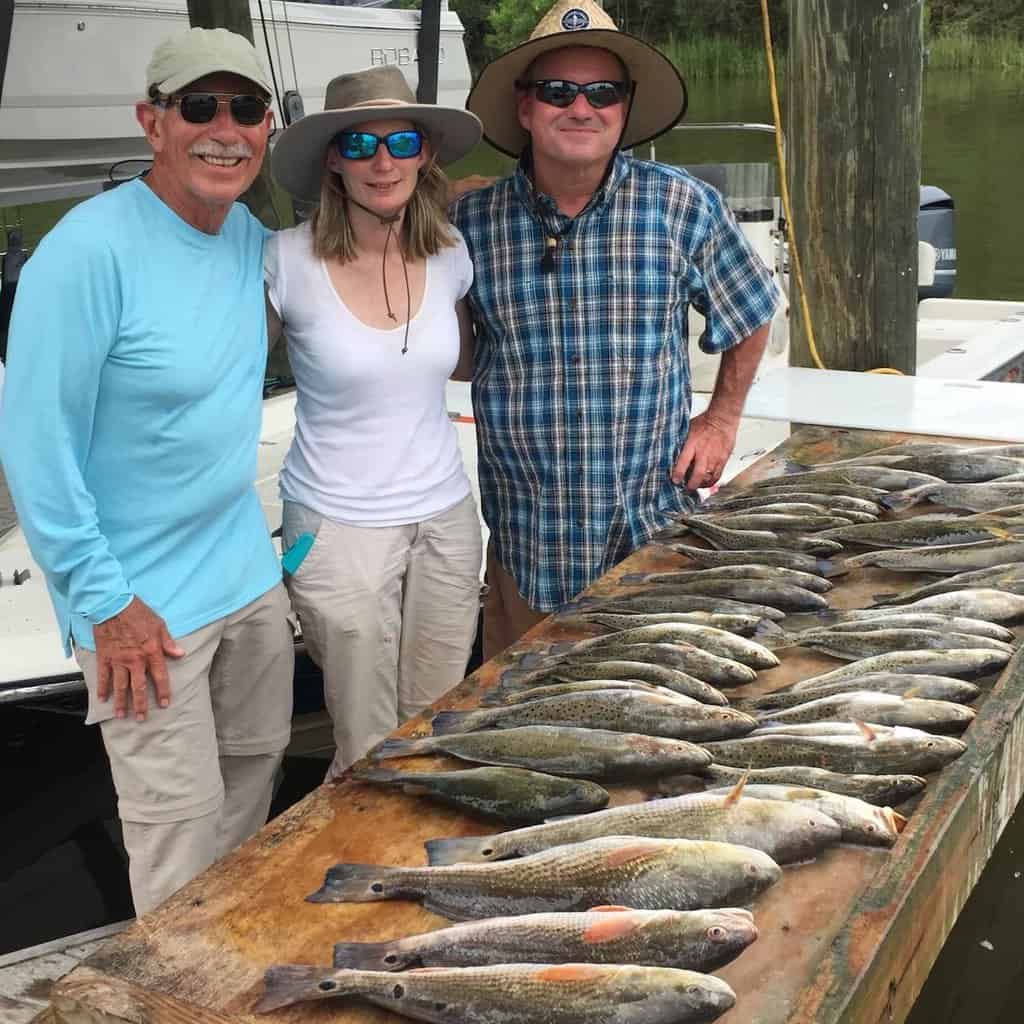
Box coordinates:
[482,543,548,662]
[76,583,294,915]
[283,494,482,779]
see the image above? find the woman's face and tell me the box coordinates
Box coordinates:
[327,117,429,219]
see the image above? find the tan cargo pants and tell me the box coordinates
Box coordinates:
[76,583,294,915]
[283,494,482,779]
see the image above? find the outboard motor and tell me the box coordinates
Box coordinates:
[918,186,955,300]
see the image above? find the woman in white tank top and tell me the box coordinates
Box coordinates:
[266,66,484,778]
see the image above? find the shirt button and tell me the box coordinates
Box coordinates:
[576,410,583,420]
[576,517,584,527]
[572,355,581,364]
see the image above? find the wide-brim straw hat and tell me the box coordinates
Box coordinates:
[272,65,482,202]
[468,0,687,157]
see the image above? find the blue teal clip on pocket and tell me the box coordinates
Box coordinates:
[281,532,315,575]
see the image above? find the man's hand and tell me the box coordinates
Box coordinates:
[671,410,740,490]
[93,597,185,721]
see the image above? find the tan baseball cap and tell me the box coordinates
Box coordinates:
[146,27,273,98]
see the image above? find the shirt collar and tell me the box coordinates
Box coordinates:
[512,149,632,218]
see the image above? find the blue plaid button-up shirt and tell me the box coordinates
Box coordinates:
[451,153,779,611]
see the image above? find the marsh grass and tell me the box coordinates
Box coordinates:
[662,35,768,81]
[927,26,1024,72]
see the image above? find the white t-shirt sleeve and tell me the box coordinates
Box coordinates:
[448,227,473,301]
[263,230,283,316]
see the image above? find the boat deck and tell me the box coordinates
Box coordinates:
[29,424,1024,1024]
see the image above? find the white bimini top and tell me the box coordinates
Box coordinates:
[265,221,473,526]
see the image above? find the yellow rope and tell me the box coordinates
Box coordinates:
[758,0,905,376]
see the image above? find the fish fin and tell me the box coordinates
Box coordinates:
[588,905,632,912]
[754,619,786,639]
[890,809,909,834]
[854,720,879,743]
[723,772,749,807]
[431,711,474,736]
[254,965,339,1013]
[306,863,405,903]
[902,687,923,699]
[372,737,436,760]
[424,835,495,866]
[619,573,647,584]
[991,527,1013,540]
[333,940,407,971]
[353,768,403,785]
[537,965,609,982]
[582,912,646,944]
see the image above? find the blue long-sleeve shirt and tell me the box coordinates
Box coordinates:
[0,179,281,654]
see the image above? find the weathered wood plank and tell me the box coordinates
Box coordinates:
[45,427,1023,1024]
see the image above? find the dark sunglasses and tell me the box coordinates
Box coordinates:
[335,129,424,161]
[516,79,629,110]
[157,92,270,126]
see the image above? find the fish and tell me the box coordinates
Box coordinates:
[694,764,927,806]
[787,649,1011,687]
[704,784,905,846]
[650,542,833,575]
[330,907,759,973]
[882,481,1024,514]
[791,628,1014,661]
[737,481,890,502]
[704,492,883,516]
[739,674,981,709]
[617,564,833,594]
[747,467,948,491]
[753,692,976,733]
[612,579,831,613]
[833,539,1024,576]
[353,767,611,825]
[372,726,713,780]
[559,611,779,637]
[541,642,758,687]
[816,519,1023,549]
[546,622,781,670]
[482,679,707,707]
[307,834,782,919]
[867,452,1024,482]
[869,563,1024,606]
[675,516,843,556]
[794,612,1013,642]
[255,961,738,1022]
[703,500,865,520]
[422,785,841,867]
[582,592,788,622]
[696,512,856,532]
[499,660,729,706]
[703,722,967,774]
[850,588,1024,625]
[432,691,757,743]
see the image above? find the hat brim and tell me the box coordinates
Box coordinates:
[468,29,687,157]
[270,104,482,203]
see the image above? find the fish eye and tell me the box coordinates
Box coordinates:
[393,984,405,999]
[481,847,495,857]
[686,984,702,995]
[707,926,727,942]
[384,954,399,964]
[371,882,384,893]
[318,980,338,992]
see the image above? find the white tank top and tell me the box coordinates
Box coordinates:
[265,221,473,526]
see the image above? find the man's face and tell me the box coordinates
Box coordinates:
[517,47,627,169]
[136,72,273,217]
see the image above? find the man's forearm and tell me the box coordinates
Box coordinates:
[705,323,770,425]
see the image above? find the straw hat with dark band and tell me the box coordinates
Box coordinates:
[468,0,687,157]
[272,65,482,203]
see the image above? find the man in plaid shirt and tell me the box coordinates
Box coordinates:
[451,0,780,658]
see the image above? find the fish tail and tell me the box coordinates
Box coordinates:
[424,834,495,866]
[306,863,415,903]
[254,965,343,1013]
[353,767,404,785]
[753,619,786,640]
[815,558,835,575]
[479,688,506,707]
[431,710,477,735]
[880,487,924,512]
[372,736,438,760]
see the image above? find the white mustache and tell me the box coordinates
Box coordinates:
[191,143,253,159]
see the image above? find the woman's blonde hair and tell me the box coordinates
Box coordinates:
[310,128,457,263]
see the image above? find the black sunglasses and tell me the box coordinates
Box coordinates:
[158,92,270,126]
[335,129,424,161]
[516,79,629,110]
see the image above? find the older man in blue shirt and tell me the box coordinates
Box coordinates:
[0,29,293,913]
[451,0,780,659]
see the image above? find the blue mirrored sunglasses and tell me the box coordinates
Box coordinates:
[335,129,424,161]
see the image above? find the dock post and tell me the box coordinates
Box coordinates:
[786,0,923,374]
